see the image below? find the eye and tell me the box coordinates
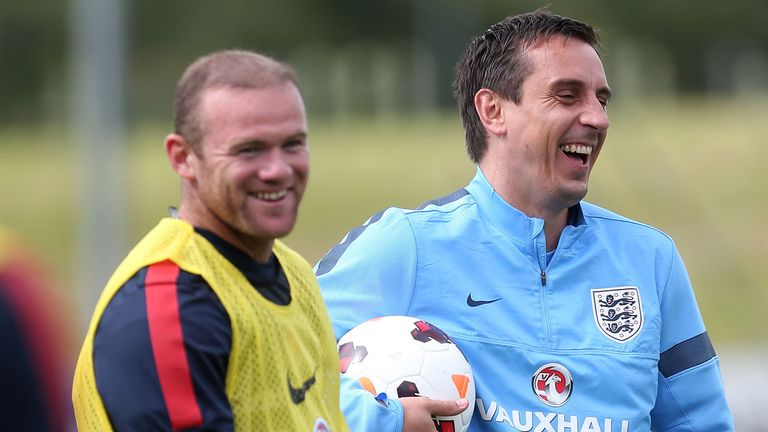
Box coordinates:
[239,145,261,155]
[283,139,306,152]
[556,92,577,104]
[233,143,266,157]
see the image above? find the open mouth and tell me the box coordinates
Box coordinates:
[254,189,288,202]
[559,144,592,165]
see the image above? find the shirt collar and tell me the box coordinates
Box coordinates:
[466,166,585,246]
[167,206,280,285]
[194,226,280,286]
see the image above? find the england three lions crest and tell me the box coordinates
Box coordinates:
[591,286,643,343]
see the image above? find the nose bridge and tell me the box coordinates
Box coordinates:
[260,147,292,179]
[581,96,609,130]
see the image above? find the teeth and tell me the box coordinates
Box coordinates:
[560,144,593,155]
[255,190,288,201]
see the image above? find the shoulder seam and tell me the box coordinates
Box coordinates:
[585,213,675,242]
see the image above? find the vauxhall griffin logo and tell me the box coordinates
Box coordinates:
[532,363,573,407]
[591,286,643,343]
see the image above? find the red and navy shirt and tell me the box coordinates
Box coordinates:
[92,228,290,431]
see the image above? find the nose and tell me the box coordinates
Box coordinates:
[579,97,610,132]
[259,149,293,181]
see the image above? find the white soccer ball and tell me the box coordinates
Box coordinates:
[338,315,475,432]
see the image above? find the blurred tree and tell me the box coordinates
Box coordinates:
[128,0,416,120]
[539,0,768,93]
[1,0,767,126]
[0,0,66,123]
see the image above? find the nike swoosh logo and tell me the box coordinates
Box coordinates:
[467,293,501,307]
[288,373,316,404]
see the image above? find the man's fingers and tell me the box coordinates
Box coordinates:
[428,397,469,416]
[401,397,470,432]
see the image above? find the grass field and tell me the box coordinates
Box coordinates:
[1,95,766,346]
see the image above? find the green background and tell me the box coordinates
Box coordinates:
[1,1,766,427]
[2,96,765,346]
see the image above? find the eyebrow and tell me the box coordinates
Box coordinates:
[552,78,613,101]
[234,131,308,147]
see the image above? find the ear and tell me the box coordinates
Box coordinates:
[474,89,506,136]
[165,133,197,180]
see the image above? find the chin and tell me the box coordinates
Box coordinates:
[558,187,589,207]
[255,222,297,240]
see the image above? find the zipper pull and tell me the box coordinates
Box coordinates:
[541,270,547,286]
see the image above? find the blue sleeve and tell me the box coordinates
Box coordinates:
[650,248,734,431]
[315,208,418,340]
[337,373,403,432]
[315,209,416,431]
[93,267,234,431]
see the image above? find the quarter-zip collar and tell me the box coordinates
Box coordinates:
[466,166,587,254]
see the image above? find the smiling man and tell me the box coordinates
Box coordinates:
[73,50,348,432]
[315,10,734,432]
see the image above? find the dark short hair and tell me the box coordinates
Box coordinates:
[452,9,601,163]
[173,50,299,153]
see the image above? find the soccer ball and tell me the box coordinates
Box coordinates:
[338,315,475,432]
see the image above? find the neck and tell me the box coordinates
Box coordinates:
[177,203,274,263]
[494,187,570,251]
[543,211,568,252]
[478,163,572,252]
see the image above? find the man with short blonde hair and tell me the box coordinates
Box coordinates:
[73,50,349,432]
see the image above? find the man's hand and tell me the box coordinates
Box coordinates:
[401,397,469,432]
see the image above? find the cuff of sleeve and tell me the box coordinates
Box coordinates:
[384,396,404,430]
